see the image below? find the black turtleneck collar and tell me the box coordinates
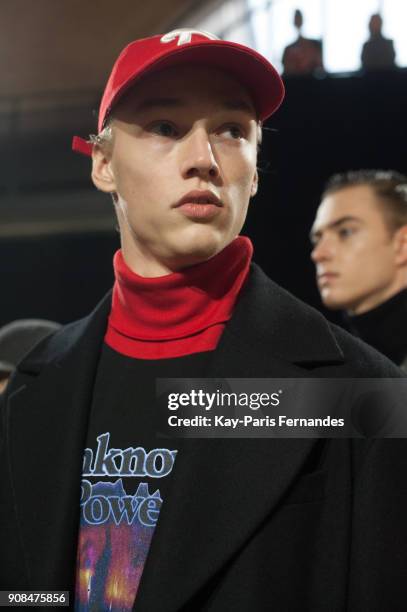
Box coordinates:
[345,289,407,366]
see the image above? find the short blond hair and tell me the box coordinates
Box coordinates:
[88,124,114,151]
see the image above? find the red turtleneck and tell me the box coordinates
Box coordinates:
[104,236,253,359]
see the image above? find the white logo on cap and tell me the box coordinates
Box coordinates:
[160,28,219,46]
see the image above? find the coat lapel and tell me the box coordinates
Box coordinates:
[6,293,112,590]
[134,265,344,611]
[135,437,318,612]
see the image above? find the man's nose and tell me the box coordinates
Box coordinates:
[180,128,220,181]
[311,236,334,263]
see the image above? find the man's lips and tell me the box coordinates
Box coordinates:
[174,190,223,220]
[175,190,222,208]
[317,272,339,286]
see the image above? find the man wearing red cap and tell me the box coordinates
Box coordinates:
[1,29,406,612]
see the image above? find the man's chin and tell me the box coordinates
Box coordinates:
[172,246,222,270]
[168,233,228,267]
[320,290,349,311]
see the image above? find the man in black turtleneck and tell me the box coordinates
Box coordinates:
[311,169,407,370]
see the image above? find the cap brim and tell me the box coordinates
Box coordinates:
[108,41,284,125]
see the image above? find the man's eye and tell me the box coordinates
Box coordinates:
[149,121,178,138]
[219,124,244,139]
[338,227,354,239]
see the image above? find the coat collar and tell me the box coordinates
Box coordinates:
[226,263,343,366]
[6,264,343,606]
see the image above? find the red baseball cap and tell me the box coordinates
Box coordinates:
[72,28,285,156]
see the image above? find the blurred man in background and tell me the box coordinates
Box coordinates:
[311,170,407,369]
[0,318,61,394]
[282,9,323,76]
[361,13,396,71]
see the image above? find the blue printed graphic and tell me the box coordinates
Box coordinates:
[75,433,177,612]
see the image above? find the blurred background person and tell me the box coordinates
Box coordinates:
[0,319,61,394]
[282,9,323,76]
[310,170,407,370]
[361,13,396,71]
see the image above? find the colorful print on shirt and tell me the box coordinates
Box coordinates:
[75,432,177,612]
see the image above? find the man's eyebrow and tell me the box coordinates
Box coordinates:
[310,216,363,240]
[134,97,255,114]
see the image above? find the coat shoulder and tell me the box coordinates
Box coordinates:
[15,291,112,374]
[231,264,404,377]
[324,322,404,378]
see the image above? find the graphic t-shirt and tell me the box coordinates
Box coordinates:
[74,344,211,612]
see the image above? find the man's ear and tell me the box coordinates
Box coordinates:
[394,225,407,265]
[250,169,259,197]
[91,146,117,194]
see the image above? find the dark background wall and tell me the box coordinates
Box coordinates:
[0,0,199,97]
[1,69,406,327]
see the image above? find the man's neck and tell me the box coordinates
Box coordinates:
[345,288,407,365]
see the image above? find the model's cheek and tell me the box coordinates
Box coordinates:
[118,161,155,204]
[240,145,258,178]
[221,144,256,172]
[340,248,380,295]
[224,185,250,236]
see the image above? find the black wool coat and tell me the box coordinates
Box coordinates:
[1,264,406,612]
